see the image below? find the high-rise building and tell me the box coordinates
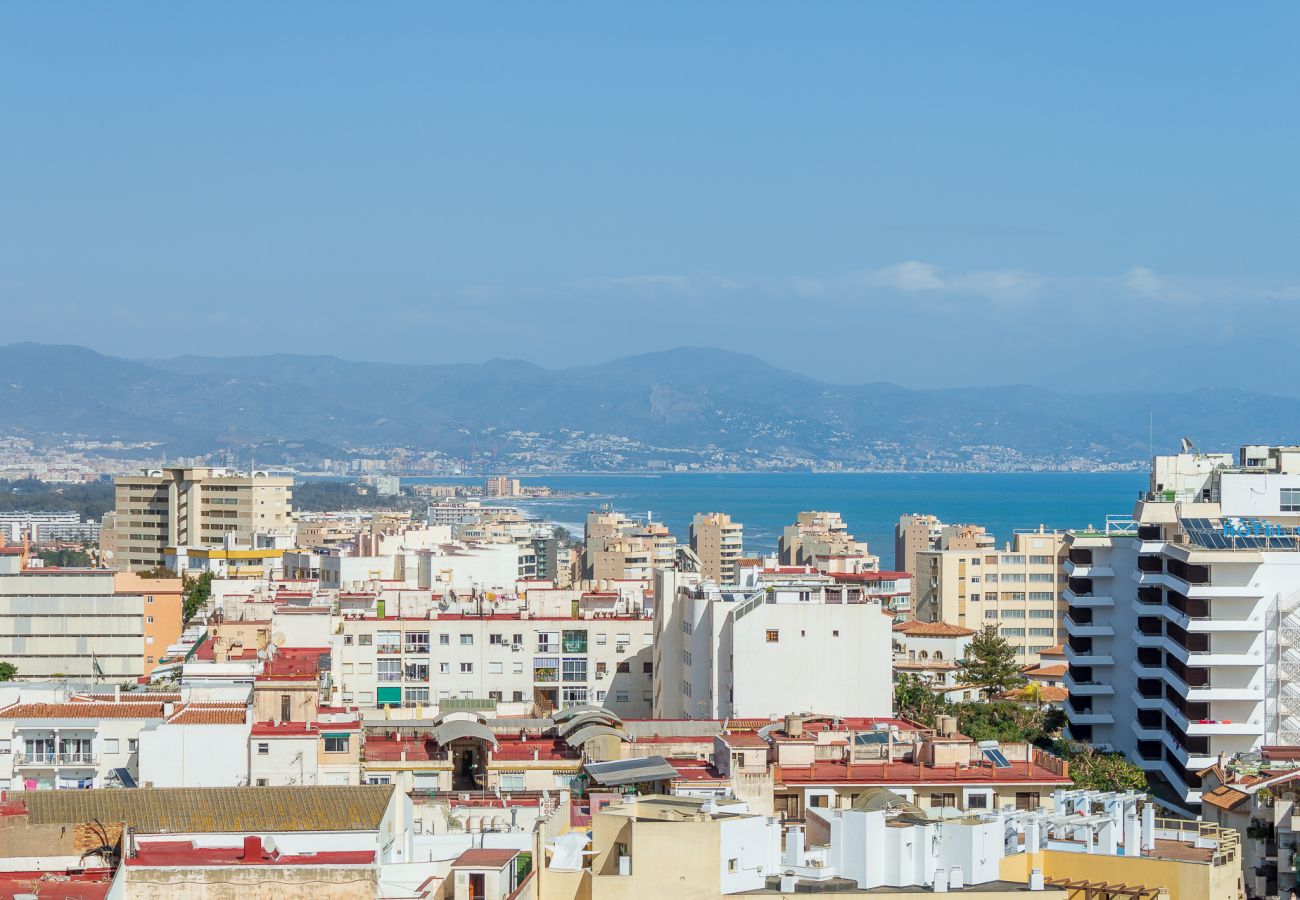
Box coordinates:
[583,511,677,582]
[779,510,878,573]
[109,467,294,571]
[689,512,744,584]
[914,526,1066,665]
[1064,442,1300,814]
[484,475,521,498]
[894,513,993,603]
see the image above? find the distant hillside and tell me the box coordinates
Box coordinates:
[2,342,1297,470]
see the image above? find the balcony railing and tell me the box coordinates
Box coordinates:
[59,752,97,766]
[15,752,56,766]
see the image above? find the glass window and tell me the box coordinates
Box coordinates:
[1284,488,1300,512]
[534,656,559,682]
[459,634,474,646]
[324,735,350,753]
[358,634,373,646]
[378,659,401,681]
[562,657,588,682]
[257,743,269,756]
[489,661,504,674]
[562,630,588,653]
[460,662,473,674]
[404,631,430,654]
[765,630,779,643]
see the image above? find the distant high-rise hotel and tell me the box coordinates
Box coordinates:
[108,467,294,571]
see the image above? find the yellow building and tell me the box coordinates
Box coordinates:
[915,526,1066,664]
[689,512,744,584]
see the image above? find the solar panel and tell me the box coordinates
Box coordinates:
[981,748,1012,768]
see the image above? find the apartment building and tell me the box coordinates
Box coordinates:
[779,510,878,572]
[652,568,892,719]
[583,511,677,582]
[331,613,655,717]
[894,514,992,603]
[690,512,744,584]
[914,526,1066,664]
[1063,443,1300,814]
[110,466,293,571]
[0,551,183,680]
[0,511,100,543]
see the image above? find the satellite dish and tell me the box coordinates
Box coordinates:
[272,632,286,646]
[256,647,268,660]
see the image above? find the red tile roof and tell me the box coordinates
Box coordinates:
[0,701,168,719]
[718,733,769,749]
[893,620,976,637]
[251,721,319,737]
[128,841,375,867]
[670,758,728,782]
[778,759,1071,786]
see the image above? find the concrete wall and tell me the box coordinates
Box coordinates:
[123,865,377,899]
[137,723,251,787]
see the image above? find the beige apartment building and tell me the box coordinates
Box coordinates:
[583,511,676,582]
[894,513,993,603]
[109,467,294,571]
[779,510,878,571]
[689,512,743,584]
[914,526,1065,664]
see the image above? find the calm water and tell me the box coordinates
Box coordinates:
[404,472,1147,568]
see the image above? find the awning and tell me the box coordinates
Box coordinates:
[558,710,623,738]
[585,755,678,787]
[376,686,402,705]
[433,719,499,749]
[551,705,612,723]
[564,724,630,747]
[321,732,353,739]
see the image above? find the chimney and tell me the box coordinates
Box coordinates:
[240,835,264,860]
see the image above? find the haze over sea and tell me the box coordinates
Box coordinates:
[406,472,1148,568]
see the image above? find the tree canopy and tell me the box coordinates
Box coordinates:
[957,626,1027,699]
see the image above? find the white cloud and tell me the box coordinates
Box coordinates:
[860,260,947,292]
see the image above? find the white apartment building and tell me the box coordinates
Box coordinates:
[651,568,893,720]
[0,511,100,543]
[110,466,294,571]
[914,526,1067,664]
[690,512,744,584]
[415,542,533,591]
[0,551,182,681]
[1064,443,1300,813]
[331,613,655,718]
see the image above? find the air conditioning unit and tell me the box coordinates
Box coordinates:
[616,645,627,654]
[596,671,606,680]
[511,644,522,652]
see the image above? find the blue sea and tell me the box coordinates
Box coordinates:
[402,472,1147,569]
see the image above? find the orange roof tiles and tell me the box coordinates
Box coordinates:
[892,620,976,637]
[0,702,168,719]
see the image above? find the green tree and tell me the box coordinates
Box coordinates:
[182,572,214,623]
[957,626,1027,699]
[893,674,953,727]
[0,661,16,681]
[1053,740,1148,792]
[38,548,93,567]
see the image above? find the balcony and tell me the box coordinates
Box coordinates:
[1065,698,1114,726]
[58,752,97,766]
[1064,642,1113,667]
[1064,672,1114,696]
[1064,559,1114,578]
[15,752,97,767]
[1064,613,1114,638]
[15,752,56,767]
[376,644,402,656]
[1186,720,1264,737]
[1064,588,1114,608]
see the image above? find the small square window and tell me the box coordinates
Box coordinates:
[765,630,779,643]
[257,743,269,756]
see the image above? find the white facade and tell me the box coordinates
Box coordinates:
[416,543,527,592]
[1066,443,1300,812]
[332,614,655,717]
[137,721,252,787]
[653,569,893,719]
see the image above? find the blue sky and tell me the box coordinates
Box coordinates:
[3,4,1298,390]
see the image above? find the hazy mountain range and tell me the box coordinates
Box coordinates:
[2,342,1295,470]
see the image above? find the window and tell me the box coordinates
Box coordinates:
[765,630,779,643]
[488,690,503,701]
[378,660,402,682]
[439,633,450,646]
[832,630,840,638]
[1029,573,1055,583]
[1002,628,1026,637]
[358,634,373,646]
[459,634,474,645]
[617,661,630,674]
[324,735,350,753]
[257,743,270,756]
[405,631,430,654]
[128,739,138,753]
[406,687,430,704]
[499,772,526,791]
[103,739,120,754]
[1029,595,1055,604]
[595,633,607,645]
[681,651,692,666]
[562,630,588,653]
[966,793,989,809]
[929,792,957,808]
[562,657,588,682]
[439,662,450,674]
[460,662,473,674]
[615,691,629,702]
[147,595,154,603]
[682,680,692,697]
[1029,627,1054,636]
[1284,488,1300,513]
[1029,555,1054,565]
[538,632,559,653]
[1002,609,1025,618]
[280,695,292,721]
[513,661,524,674]
[490,633,506,645]
[970,593,981,602]
[643,661,653,674]
[344,635,354,646]
[985,610,998,619]
[488,661,503,674]
[561,686,588,706]
[513,691,526,702]
[728,858,739,873]
[534,657,559,682]
[256,778,269,786]
[146,616,154,624]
